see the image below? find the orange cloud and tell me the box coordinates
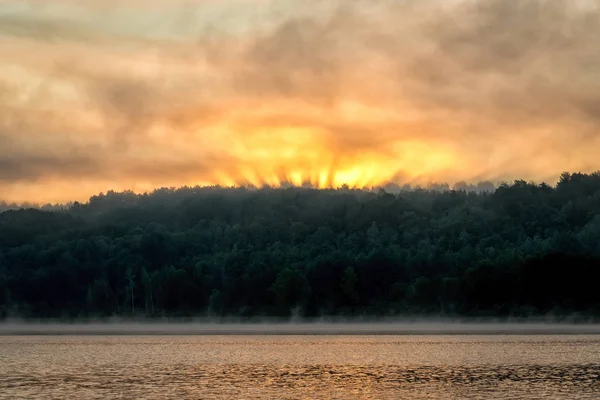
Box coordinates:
[1,0,600,203]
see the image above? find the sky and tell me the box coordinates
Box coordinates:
[1,0,600,203]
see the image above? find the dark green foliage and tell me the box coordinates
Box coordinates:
[2,172,600,319]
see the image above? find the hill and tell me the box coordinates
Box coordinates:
[1,172,600,319]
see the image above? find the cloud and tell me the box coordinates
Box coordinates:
[1,0,600,203]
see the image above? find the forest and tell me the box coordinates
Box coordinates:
[1,171,600,320]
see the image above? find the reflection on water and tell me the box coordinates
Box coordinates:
[1,335,599,399]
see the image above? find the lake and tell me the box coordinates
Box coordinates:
[1,333,599,399]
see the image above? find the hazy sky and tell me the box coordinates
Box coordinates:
[2,0,600,203]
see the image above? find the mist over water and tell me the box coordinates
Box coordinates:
[2,0,600,203]
[3,320,600,335]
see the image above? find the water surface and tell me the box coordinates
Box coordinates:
[1,335,599,399]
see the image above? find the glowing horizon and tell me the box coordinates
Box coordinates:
[2,0,600,203]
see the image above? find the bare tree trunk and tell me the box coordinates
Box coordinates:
[150,289,155,315]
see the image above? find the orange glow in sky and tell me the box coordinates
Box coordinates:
[2,0,600,203]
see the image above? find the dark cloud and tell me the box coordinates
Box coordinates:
[0,153,99,182]
[407,0,600,125]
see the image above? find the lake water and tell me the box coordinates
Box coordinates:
[1,335,599,399]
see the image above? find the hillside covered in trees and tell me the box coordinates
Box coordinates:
[1,172,600,320]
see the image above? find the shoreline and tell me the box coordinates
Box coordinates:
[2,322,600,336]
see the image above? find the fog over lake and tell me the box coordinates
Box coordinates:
[2,320,600,335]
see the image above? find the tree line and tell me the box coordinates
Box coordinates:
[1,171,600,319]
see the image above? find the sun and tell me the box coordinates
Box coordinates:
[199,125,460,189]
